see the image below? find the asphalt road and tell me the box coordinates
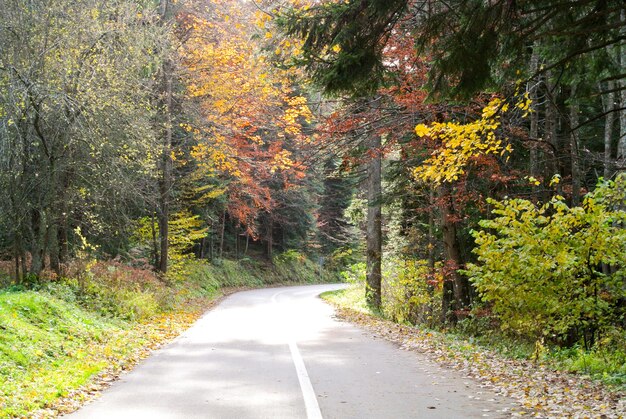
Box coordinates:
[68,284,516,418]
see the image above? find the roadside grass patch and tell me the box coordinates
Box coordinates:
[320,285,370,314]
[0,291,139,417]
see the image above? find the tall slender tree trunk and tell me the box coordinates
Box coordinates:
[199,236,206,259]
[155,0,175,273]
[235,225,240,260]
[157,1,173,272]
[569,88,581,206]
[13,240,21,284]
[29,208,47,277]
[266,218,273,261]
[366,127,382,310]
[209,220,214,260]
[545,73,561,179]
[151,211,160,267]
[427,187,435,270]
[219,209,226,259]
[48,224,60,274]
[18,231,27,284]
[529,48,540,178]
[617,9,626,164]
[602,82,615,179]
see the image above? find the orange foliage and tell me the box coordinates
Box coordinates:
[178,0,314,236]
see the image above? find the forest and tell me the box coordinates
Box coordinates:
[1,0,626,416]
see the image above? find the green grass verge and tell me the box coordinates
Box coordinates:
[320,285,371,314]
[0,291,145,417]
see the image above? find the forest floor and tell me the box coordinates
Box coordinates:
[323,287,626,418]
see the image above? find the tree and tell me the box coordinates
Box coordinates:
[277,1,407,309]
[0,0,163,280]
[468,176,626,347]
[179,0,317,259]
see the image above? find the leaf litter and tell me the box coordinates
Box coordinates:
[329,305,625,418]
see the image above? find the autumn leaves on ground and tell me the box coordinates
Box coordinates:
[1,0,626,417]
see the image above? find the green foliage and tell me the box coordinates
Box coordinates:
[42,261,168,321]
[340,262,366,285]
[278,0,406,96]
[321,285,372,314]
[339,258,442,326]
[325,247,360,273]
[272,250,329,283]
[174,259,221,300]
[133,211,208,278]
[467,176,626,342]
[382,258,442,326]
[344,197,367,227]
[205,259,264,288]
[0,0,165,273]
[549,344,626,385]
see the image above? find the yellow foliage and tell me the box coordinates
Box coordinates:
[413,98,515,184]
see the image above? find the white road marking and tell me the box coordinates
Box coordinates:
[289,340,323,419]
[271,290,323,419]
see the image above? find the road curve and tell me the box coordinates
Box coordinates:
[68,284,515,418]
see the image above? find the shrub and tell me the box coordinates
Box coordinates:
[272,250,323,283]
[382,258,442,326]
[467,176,626,346]
[340,258,443,326]
[340,262,366,285]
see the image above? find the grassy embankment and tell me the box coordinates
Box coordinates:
[0,254,333,418]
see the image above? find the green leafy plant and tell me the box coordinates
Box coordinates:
[382,258,442,325]
[467,175,626,346]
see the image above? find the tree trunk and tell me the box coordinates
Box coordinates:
[219,209,226,259]
[157,58,173,273]
[156,0,174,273]
[199,236,206,259]
[440,185,470,322]
[266,218,273,261]
[14,239,21,284]
[545,73,561,179]
[603,82,615,179]
[235,225,240,260]
[29,208,46,277]
[569,88,581,206]
[366,129,382,310]
[529,48,540,178]
[48,223,60,274]
[618,9,626,164]
[58,214,69,266]
[151,211,160,268]
[209,220,214,260]
[427,187,435,270]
